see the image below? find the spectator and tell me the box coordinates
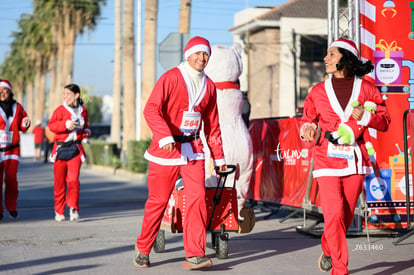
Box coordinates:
[32,120,44,160]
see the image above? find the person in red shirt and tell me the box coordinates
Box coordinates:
[32,120,44,160]
[301,38,391,275]
[0,79,30,220]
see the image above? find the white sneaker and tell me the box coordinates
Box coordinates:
[55,212,65,222]
[69,207,79,221]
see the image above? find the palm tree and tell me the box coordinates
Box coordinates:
[33,0,58,118]
[141,0,158,140]
[122,0,137,157]
[1,0,106,125]
[111,0,122,148]
[41,0,106,111]
[0,26,35,118]
[18,13,51,124]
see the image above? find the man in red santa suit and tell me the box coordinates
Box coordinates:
[0,79,31,220]
[301,38,391,275]
[134,36,226,270]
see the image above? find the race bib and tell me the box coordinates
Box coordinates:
[180,111,201,133]
[0,130,13,145]
[327,142,354,159]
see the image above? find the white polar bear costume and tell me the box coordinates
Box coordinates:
[203,44,254,224]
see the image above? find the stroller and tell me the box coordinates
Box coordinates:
[154,164,241,259]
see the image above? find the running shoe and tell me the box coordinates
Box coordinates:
[318,253,332,272]
[184,256,213,269]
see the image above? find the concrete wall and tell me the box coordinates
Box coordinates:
[248,28,280,119]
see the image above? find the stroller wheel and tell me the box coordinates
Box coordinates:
[215,232,229,259]
[211,231,218,249]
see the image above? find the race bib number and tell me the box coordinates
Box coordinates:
[0,130,13,145]
[180,111,201,133]
[327,142,354,159]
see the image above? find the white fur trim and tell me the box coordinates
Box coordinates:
[330,41,359,58]
[22,118,31,128]
[159,136,175,148]
[213,158,226,167]
[0,81,12,91]
[65,120,72,130]
[184,45,210,59]
[144,151,189,165]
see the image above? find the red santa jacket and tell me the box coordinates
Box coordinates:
[301,77,390,178]
[144,64,225,166]
[48,103,91,162]
[0,102,30,161]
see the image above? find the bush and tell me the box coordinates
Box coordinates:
[84,140,120,167]
[127,139,151,173]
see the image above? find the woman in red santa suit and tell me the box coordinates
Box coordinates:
[134,36,226,270]
[48,83,91,222]
[300,38,391,275]
[0,79,30,220]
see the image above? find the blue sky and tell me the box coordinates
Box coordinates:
[1,0,287,96]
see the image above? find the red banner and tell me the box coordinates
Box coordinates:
[247,117,317,208]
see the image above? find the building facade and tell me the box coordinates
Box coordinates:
[231,0,328,119]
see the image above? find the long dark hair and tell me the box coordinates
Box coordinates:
[336,48,374,77]
[64,83,83,105]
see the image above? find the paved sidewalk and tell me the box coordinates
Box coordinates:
[0,158,413,274]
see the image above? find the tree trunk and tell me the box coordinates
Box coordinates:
[25,82,34,123]
[62,13,76,86]
[141,0,158,140]
[122,0,137,158]
[111,0,122,148]
[179,0,191,34]
[33,68,46,124]
[48,53,58,117]
[54,30,65,110]
[14,84,23,104]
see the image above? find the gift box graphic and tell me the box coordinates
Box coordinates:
[390,154,413,201]
[374,39,403,85]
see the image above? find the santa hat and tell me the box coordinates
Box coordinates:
[0,80,12,91]
[329,38,359,58]
[184,36,211,59]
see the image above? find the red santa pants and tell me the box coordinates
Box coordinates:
[0,159,19,214]
[317,174,364,275]
[53,154,82,215]
[136,160,207,258]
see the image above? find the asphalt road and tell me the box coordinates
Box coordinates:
[0,158,413,274]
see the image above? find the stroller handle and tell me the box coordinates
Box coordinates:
[215,164,237,176]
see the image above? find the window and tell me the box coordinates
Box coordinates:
[300,35,327,62]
